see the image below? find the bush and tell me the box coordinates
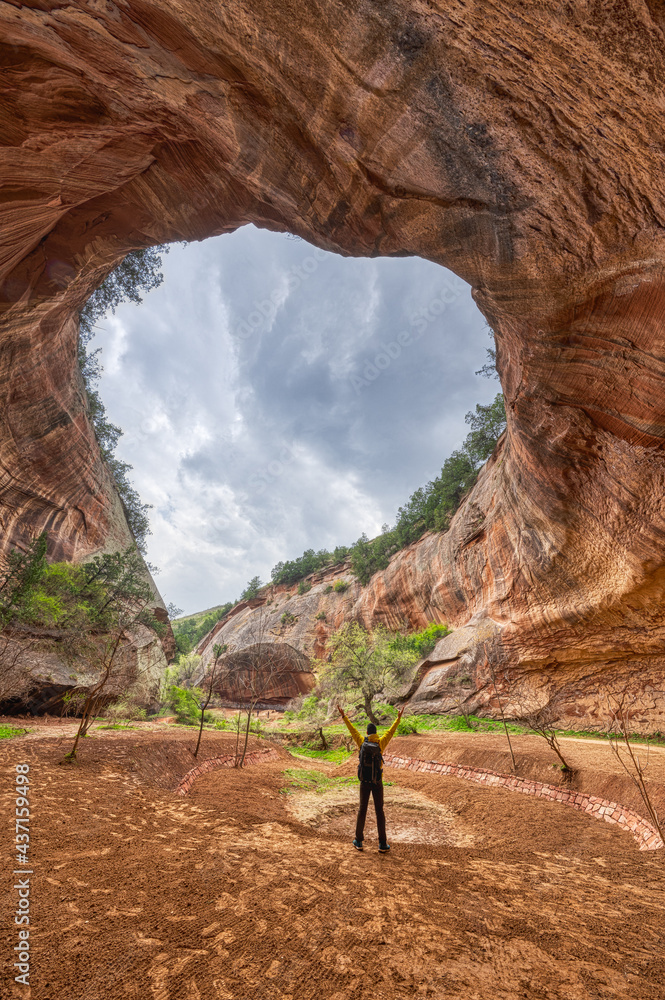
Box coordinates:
[297,694,322,720]
[389,622,451,658]
[324,585,333,594]
[315,611,327,621]
[333,580,349,593]
[169,685,211,726]
[106,700,146,723]
[297,580,312,595]
[281,612,296,625]
[397,717,419,735]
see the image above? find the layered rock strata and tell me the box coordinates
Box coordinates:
[194,641,315,708]
[2,2,665,723]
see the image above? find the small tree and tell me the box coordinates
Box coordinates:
[0,533,49,702]
[487,660,517,772]
[193,644,227,757]
[60,547,167,762]
[240,576,263,601]
[605,692,663,842]
[319,622,419,725]
[517,703,572,772]
[215,609,283,767]
[447,676,477,730]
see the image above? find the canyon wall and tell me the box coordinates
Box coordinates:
[2,2,665,724]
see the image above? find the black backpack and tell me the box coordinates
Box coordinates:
[357,737,383,784]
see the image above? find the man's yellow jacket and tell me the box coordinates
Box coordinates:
[340,710,400,753]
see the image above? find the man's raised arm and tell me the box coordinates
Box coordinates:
[337,705,362,750]
[379,706,404,752]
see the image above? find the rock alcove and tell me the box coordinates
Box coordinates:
[1,1,665,725]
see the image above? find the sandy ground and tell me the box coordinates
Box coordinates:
[1,725,664,1000]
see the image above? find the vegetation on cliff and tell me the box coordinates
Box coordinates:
[0,534,166,714]
[0,534,165,637]
[172,604,234,656]
[271,393,506,588]
[78,247,168,553]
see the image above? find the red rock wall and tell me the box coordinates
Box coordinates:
[2,2,665,722]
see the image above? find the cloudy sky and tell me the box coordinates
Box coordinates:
[91,226,497,616]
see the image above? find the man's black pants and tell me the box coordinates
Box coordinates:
[355,780,386,843]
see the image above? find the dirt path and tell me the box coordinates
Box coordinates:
[1,729,664,999]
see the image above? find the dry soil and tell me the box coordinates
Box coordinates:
[1,722,664,999]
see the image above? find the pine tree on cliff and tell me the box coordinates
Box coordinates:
[77,247,168,554]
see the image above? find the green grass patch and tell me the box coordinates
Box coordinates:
[553,727,665,747]
[398,713,526,735]
[96,724,138,730]
[281,766,389,794]
[0,726,28,739]
[289,746,353,764]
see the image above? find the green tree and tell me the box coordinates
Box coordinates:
[60,546,167,761]
[193,643,227,757]
[319,622,419,725]
[350,529,400,587]
[240,576,263,601]
[270,546,351,587]
[0,533,49,702]
[78,247,168,552]
[393,392,506,545]
[266,393,506,592]
[171,603,234,655]
[0,533,48,629]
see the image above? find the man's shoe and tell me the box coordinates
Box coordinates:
[378,842,391,853]
[353,838,363,851]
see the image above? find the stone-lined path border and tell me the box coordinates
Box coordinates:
[383,752,663,851]
[175,747,281,796]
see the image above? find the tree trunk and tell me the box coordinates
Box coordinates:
[194,705,206,758]
[364,693,380,726]
[238,704,253,768]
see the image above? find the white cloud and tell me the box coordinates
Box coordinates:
[90,226,497,614]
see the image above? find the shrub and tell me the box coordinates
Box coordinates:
[324,585,333,594]
[397,717,419,735]
[169,685,211,726]
[297,695,322,720]
[107,700,147,723]
[297,580,312,595]
[315,611,327,621]
[389,622,451,658]
[333,580,349,593]
[281,612,296,625]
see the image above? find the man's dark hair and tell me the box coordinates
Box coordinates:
[366,723,377,735]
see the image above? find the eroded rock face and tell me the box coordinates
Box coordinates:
[0,622,167,715]
[2,2,665,725]
[196,641,315,708]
